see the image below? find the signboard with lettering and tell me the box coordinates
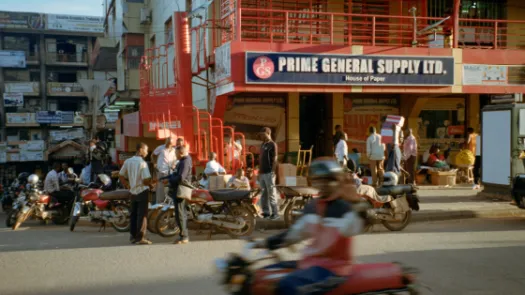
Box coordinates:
[246,52,454,86]
[0,51,26,68]
[36,111,75,124]
[46,14,104,33]
[0,12,45,29]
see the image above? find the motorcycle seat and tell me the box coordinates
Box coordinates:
[99,189,132,201]
[209,189,251,201]
[375,185,415,196]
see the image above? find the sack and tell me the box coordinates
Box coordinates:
[176,185,192,200]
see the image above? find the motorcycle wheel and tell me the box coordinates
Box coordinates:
[5,210,18,228]
[52,207,70,225]
[69,202,78,232]
[225,205,255,238]
[111,204,131,232]
[12,207,33,230]
[382,210,412,231]
[154,209,180,238]
[283,198,306,228]
[147,209,160,234]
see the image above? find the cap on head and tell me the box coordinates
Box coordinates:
[307,157,344,181]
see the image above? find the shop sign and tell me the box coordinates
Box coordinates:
[463,64,507,85]
[36,111,75,124]
[0,12,45,29]
[5,82,39,94]
[215,42,231,84]
[6,113,36,124]
[47,82,85,94]
[246,52,454,86]
[3,93,24,107]
[447,125,465,136]
[46,14,104,33]
[0,51,26,68]
[49,128,84,142]
[490,94,520,104]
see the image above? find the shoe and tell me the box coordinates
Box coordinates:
[136,239,153,245]
[268,215,280,221]
[130,239,136,244]
[173,238,189,244]
[259,213,270,219]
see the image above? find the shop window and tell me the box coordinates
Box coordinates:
[48,72,77,83]
[127,46,144,69]
[3,35,39,58]
[165,17,174,44]
[58,100,79,112]
[419,110,463,140]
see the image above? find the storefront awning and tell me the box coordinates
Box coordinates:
[46,140,87,159]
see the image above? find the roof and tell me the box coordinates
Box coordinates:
[46,140,87,158]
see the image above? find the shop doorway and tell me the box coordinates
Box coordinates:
[299,94,329,158]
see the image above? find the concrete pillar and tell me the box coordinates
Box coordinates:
[468,94,480,131]
[331,93,344,131]
[287,93,300,152]
[39,33,47,110]
[87,37,94,79]
[0,31,5,141]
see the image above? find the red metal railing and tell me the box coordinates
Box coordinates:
[233,8,525,50]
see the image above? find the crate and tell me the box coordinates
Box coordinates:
[431,171,457,186]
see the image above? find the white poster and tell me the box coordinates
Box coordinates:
[46,14,104,33]
[5,82,38,93]
[463,64,507,85]
[482,110,511,185]
[0,51,26,68]
[215,42,231,84]
[3,93,23,107]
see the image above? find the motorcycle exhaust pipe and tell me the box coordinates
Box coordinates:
[196,214,246,230]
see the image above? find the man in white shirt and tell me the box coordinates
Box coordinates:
[201,152,226,189]
[119,142,154,245]
[44,162,61,194]
[366,126,385,187]
[151,137,178,203]
[334,132,349,167]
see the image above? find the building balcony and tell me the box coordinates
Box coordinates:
[26,52,40,65]
[47,82,86,97]
[91,37,118,71]
[46,52,88,66]
[4,82,40,96]
[231,8,525,50]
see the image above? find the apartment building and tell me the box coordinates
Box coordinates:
[0,11,108,181]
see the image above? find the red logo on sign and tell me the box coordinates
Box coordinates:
[252,56,274,79]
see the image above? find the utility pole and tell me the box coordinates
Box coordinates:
[79,79,111,140]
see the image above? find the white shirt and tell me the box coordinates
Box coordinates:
[334,139,348,163]
[58,171,68,184]
[153,145,177,174]
[44,170,60,193]
[119,156,151,195]
[204,160,226,175]
[366,133,385,160]
[475,135,481,156]
[227,176,251,190]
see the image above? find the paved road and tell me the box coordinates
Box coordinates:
[0,216,524,295]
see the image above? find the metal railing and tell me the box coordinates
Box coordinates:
[46,52,87,63]
[234,8,525,50]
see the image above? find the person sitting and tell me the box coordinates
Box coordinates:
[249,158,365,295]
[201,152,226,189]
[227,168,251,190]
[427,145,449,169]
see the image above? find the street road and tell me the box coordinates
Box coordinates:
[0,217,524,295]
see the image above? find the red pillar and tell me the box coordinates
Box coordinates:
[453,0,460,48]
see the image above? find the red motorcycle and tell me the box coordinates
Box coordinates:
[69,174,131,232]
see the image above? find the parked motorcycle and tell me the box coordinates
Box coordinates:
[147,197,173,234]
[215,219,421,295]
[5,190,27,228]
[276,186,319,227]
[362,172,420,232]
[69,174,131,232]
[1,173,29,212]
[154,182,258,239]
[12,174,75,230]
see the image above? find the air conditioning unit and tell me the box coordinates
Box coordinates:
[140,8,151,24]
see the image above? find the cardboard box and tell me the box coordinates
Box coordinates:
[431,171,456,186]
[209,174,232,190]
[284,176,308,187]
[278,163,297,185]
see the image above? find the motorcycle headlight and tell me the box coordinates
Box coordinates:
[30,194,38,202]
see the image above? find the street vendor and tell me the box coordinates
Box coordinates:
[426,145,449,169]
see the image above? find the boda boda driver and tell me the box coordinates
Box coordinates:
[249,157,365,295]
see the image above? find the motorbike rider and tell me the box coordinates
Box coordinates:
[250,157,365,295]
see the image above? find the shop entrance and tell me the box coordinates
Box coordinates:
[299,94,329,158]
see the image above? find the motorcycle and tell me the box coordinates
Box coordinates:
[12,174,74,230]
[276,186,319,227]
[147,196,174,234]
[5,190,27,228]
[69,174,131,232]
[215,231,421,294]
[154,182,259,239]
[2,173,29,212]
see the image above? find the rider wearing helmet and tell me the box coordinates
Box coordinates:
[252,157,365,295]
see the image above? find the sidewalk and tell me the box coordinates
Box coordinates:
[256,189,525,230]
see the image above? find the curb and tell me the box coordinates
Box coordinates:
[255,208,525,231]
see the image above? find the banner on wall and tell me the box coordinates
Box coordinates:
[0,51,26,68]
[223,97,286,155]
[463,64,507,85]
[0,12,45,29]
[46,14,104,33]
[3,93,23,107]
[343,97,399,153]
[246,52,455,86]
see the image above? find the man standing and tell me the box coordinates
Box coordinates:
[259,127,279,220]
[151,137,177,204]
[333,124,343,150]
[167,145,193,244]
[403,128,418,185]
[44,162,61,197]
[119,143,154,245]
[467,128,477,155]
[366,126,385,187]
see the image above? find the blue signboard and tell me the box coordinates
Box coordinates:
[245,52,454,86]
[36,111,75,124]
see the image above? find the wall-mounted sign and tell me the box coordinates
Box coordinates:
[46,14,104,33]
[246,52,454,86]
[463,64,507,85]
[490,94,520,104]
[36,111,75,124]
[3,93,24,107]
[5,82,39,94]
[0,51,26,68]
[215,42,231,84]
[0,12,45,29]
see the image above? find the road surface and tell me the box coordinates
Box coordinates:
[0,217,524,295]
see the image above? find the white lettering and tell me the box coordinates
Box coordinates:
[401,60,408,74]
[435,60,443,74]
[352,59,360,73]
[287,57,295,72]
[300,57,311,72]
[321,58,330,73]
[393,60,401,74]
[278,57,286,72]
[377,60,385,74]
[410,60,420,74]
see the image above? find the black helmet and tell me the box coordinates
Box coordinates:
[96,141,108,152]
[17,172,30,182]
[307,157,344,181]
